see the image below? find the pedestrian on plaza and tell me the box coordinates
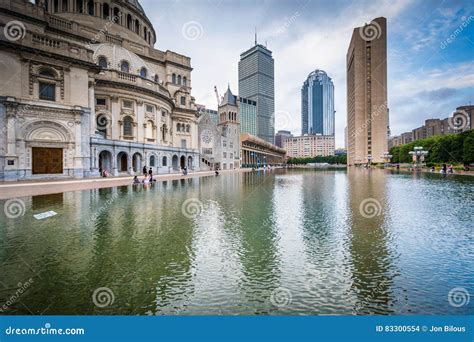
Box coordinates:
[133,176,140,185]
[441,164,447,177]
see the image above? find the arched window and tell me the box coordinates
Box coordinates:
[172,74,176,84]
[162,156,167,167]
[140,67,147,78]
[120,61,130,73]
[76,0,83,13]
[39,68,56,78]
[127,14,132,29]
[162,124,167,141]
[177,75,182,85]
[135,19,140,34]
[183,77,187,86]
[176,123,181,132]
[150,155,156,167]
[39,82,56,101]
[123,116,133,136]
[113,7,120,23]
[102,3,109,19]
[144,27,147,40]
[96,114,109,136]
[146,120,154,139]
[98,56,108,68]
[53,0,59,12]
[62,0,68,11]
[87,0,94,15]
[186,124,190,133]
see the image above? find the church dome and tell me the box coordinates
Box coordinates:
[125,0,145,14]
[91,43,153,77]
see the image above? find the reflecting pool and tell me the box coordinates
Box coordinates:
[0,169,473,315]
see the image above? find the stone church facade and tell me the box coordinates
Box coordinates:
[198,86,241,171]
[0,0,200,181]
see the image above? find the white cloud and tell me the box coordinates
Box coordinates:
[142,0,472,147]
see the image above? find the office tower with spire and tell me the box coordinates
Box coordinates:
[238,33,275,144]
[301,70,335,136]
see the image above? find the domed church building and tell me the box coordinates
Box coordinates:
[0,0,199,180]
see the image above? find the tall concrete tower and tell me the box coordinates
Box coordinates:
[346,17,389,165]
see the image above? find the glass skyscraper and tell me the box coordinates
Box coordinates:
[239,97,258,136]
[301,70,335,136]
[238,44,275,143]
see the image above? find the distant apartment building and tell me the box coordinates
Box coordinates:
[388,135,403,149]
[456,105,473,130]
[239,97,258,136]
[283,135,335,158]
[412,125,427,141]
[335,148,347,156]
[346,17,389,165]
[401,132,413,145]
[389,106,473,149]
[275,130,293,148]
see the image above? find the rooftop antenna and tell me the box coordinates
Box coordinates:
[255,27,257,45]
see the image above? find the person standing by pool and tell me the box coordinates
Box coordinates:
[143,165,147,176]
[148,167,153,181]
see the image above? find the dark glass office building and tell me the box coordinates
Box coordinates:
[301,70,335,136]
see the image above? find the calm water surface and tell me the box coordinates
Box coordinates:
[0,169,473,315]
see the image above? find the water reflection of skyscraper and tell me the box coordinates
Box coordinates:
[346,169,397,314]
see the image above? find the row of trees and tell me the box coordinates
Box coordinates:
[390,130,474,165]
[287,155,347,165]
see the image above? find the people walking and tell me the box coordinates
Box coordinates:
[441,164,447,177]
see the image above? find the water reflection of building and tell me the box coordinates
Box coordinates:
[234,172,281,312]
[346,169,395,314]
[0,0,200,181]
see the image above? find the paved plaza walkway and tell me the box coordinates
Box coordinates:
[0,169,250,200]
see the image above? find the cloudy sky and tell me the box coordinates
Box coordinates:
[141,0,473,147]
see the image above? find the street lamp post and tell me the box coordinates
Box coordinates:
[381,152,393,168]
[409,146,429,170]
[367,155,373,168]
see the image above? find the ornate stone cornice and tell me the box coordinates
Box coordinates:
[95,79,174,107]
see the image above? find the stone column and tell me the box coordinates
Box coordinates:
[112,152,118,176]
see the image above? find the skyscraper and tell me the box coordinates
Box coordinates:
[275,130,293,148]
[301,70,335,136]
[238,42,275,144]
[346,17,389,165]
[239,97,258,136]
